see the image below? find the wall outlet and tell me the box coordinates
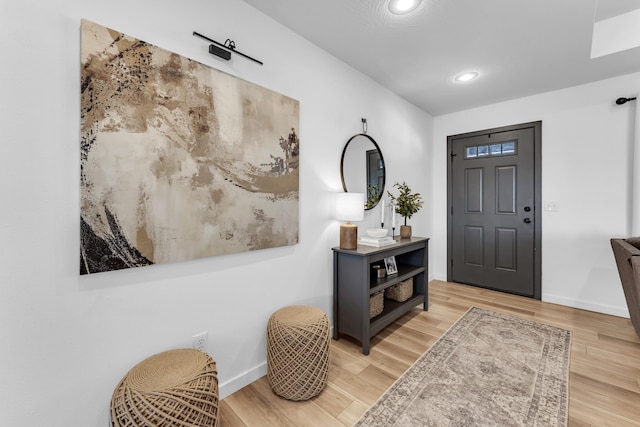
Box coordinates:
[544,201,560,212]
[192,331,208,353]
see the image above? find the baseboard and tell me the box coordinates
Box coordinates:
[219,362,267,399]
[429,275,630,318]
[543,294,630,318]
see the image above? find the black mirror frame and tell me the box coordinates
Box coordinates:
[340,133,386,210]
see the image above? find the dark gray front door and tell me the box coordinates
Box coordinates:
[447,122,541,298]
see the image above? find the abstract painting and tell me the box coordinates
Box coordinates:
[80,20,299,275]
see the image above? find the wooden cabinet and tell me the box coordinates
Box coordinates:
[332,236,429,355]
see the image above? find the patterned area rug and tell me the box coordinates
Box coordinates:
[356,307,572,426]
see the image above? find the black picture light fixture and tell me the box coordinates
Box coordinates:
[193,31,263,66]
[616,96,637,105]
[209,44,231,61]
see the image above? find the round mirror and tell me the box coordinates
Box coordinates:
[340,133,386,210]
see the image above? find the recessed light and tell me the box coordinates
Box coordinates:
[388,0,421,15]
[454,71,479,82]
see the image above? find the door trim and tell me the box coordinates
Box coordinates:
[446,121,542,299]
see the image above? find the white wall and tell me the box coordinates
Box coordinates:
[432,73,640,317]
[0,0,432,425]
[8,1,636,424]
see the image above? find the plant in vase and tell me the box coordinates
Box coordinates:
[387,181,423,238]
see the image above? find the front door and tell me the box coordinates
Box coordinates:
[447,122,541,298]
[366,149,384,201]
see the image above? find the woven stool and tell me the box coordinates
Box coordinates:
[267,305,330,401]
[111,349,219,427]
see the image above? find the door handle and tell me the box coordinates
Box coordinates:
[523,218,532,224]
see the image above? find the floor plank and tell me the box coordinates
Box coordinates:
[220,280,640,426]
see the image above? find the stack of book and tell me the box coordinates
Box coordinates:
[358,236,396,247]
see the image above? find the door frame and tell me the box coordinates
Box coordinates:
[446,121,542,299]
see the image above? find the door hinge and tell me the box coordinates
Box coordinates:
[450,259,453,267]
[450,206,453,215]
[450,152,457,161]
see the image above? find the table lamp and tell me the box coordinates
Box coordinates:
[335,192,364,250]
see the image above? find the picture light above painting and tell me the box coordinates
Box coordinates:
[192,31,263,65]
[80,19,300,275]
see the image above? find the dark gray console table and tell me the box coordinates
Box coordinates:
[332,236,429,355]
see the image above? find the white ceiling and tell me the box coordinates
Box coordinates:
[243,0,640,116]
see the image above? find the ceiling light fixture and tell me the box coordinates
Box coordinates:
[388,0,421,15]
[454,71,479,82]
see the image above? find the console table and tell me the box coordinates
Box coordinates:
[332,236,429,354]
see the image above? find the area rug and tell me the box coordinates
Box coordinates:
[356,307,572,426]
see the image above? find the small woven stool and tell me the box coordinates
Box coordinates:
[267,305,330,401]
[111,349,219,427]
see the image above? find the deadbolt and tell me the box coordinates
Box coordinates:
[524,206,531,212]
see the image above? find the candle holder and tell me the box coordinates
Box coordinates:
[389,202,397,236]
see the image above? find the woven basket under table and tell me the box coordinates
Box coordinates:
[386,278,414,302]
[370,291,384,318]
[111,348,219,427]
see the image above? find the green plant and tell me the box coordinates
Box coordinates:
[387,181,423,226]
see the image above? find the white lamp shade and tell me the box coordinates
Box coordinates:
[335,192,364,221]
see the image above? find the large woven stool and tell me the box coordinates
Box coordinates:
[267,305,330,401]
[111,349,219,427]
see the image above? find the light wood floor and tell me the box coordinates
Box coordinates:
[220,280,640,426]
